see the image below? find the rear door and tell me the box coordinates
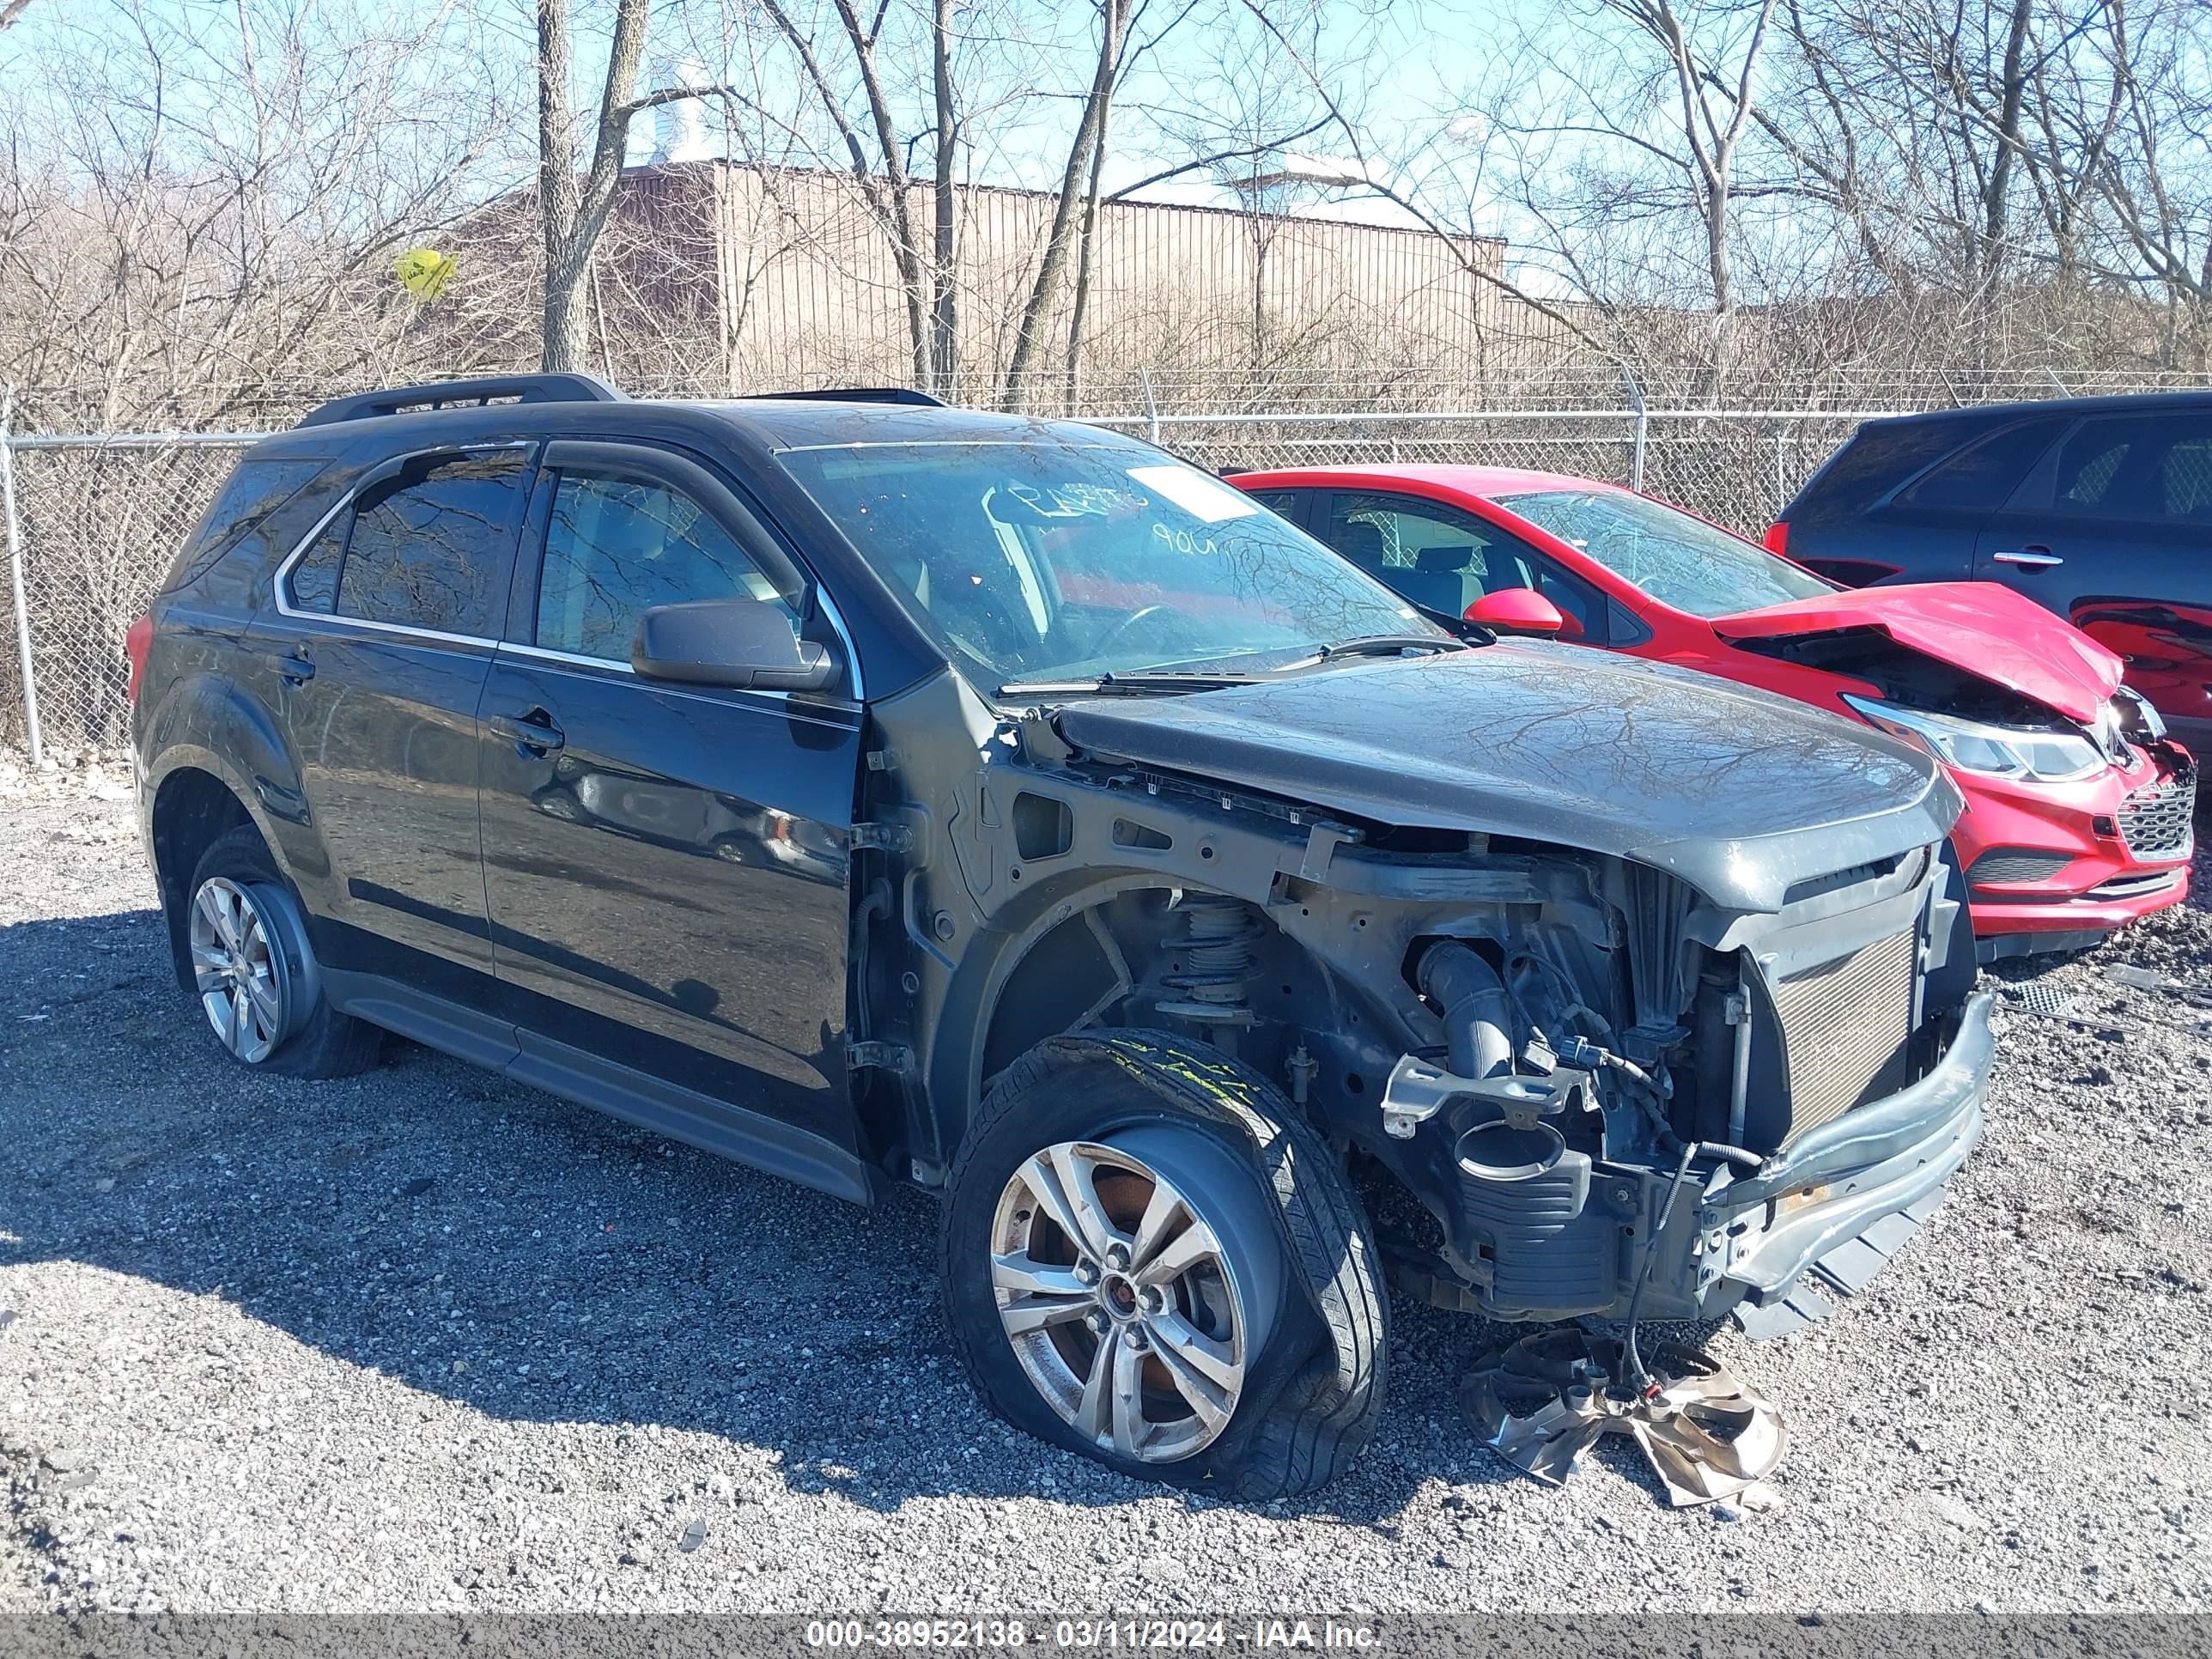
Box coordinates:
[476,440,869,1193]
[1842,415,2074,585]
[1973,406,2212,744]
[249,445,530,1016]
[1784,412,2060,586]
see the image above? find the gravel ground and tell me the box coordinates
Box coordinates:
[2,755,2208,1617]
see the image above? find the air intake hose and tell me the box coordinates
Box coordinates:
[1417,942,1516,1080]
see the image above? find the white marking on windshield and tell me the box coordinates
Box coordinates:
[1127,465,1261,523]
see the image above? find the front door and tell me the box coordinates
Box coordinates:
[1309,489,1613,641]
[1973,407,2212,744]
[475,441,867,1186]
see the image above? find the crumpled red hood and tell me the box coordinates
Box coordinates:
[1712,580,2124,724]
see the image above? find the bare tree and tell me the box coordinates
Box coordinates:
[538,0,725,374]
[1001,0,1133,407]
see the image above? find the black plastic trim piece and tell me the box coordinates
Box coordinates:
[298,374,627,428]
[323,967,875,1205]
[322,969,521,1070]
[508,1030,876,1204]
[740,387,948,407]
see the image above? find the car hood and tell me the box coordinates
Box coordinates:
[1051,645,1959,913]
[1711,581,2124,724]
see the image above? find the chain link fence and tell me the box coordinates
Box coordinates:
[0,433,259,758]
[1085,407,1875,529]
[0,395,1905,762]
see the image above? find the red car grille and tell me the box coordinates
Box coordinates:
[2118,769,2197,860]
[1967,848,2072,889]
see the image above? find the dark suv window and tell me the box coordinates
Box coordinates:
[284,451,526,635]
[2023,412,2212,522]
[534,472,794,663]
[338,453,526,635]
[162,458,327,595]
[1903,418,2068,510]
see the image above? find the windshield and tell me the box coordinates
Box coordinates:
[1495,489,1833,617]
[777,441,1439,689]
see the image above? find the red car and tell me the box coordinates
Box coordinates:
[1230,465,2197,959]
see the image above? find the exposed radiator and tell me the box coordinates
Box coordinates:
[1773,928,1916,1142]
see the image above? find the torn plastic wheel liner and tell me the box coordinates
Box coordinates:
[1462,1328,1786,1507]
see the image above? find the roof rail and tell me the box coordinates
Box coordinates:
[296,373,628,428]
[741,386,949,407]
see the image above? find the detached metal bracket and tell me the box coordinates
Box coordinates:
[1379,1054,1589,1139]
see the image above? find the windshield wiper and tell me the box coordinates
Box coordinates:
[1282,634,1467,669]
[997,670,1265,699]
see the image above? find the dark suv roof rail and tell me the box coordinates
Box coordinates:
[296,373,629,428]
[741,386,948,407]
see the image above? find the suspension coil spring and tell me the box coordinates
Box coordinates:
[1156,892,1262,1029]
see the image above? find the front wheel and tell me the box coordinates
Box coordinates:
[940,1030,1388,1498]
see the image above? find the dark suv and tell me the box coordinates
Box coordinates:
[1770,392,2212,752]
[134,374,1994,1497]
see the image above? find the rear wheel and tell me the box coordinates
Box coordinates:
[184,826,382,1078]
[941,1030,1388,1498]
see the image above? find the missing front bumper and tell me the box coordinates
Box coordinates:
[1718,989,1990,1334]
[1382,991,1995,1330]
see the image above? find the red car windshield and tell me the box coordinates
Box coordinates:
[1496,489,1833,618]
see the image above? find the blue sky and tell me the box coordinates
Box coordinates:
[0,0,1481,191]
[0,0,1570,277]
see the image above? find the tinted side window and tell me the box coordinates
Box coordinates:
[534,472,793,662]
[1242,488,1304,522]
[2027,411,2212,522]
[2160,433,2212,520]
[337,452,526,635]
[288,519,346,614]
[1790,414,1983,526]
[161,457,327,595]
[1904,418,2067,510]
[2053,425,2132,509]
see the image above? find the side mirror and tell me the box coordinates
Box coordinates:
[1464,587,1565,635]
[631,598,834,691]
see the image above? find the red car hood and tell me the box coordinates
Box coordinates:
[1712,581,2124,724]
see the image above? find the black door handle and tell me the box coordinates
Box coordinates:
[267,651,315,684]
[490,708,565,756]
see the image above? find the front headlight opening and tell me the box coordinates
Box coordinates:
[1842,695,2106,783]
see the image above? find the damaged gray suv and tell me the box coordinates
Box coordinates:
[133,376,1993,1499]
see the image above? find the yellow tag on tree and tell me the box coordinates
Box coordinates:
[394,248,456,302]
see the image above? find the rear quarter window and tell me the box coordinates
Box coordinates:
[161,457,329,597]
[1902,417,2069,510]
[1789,414,1984,526]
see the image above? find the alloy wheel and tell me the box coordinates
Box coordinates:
[189,877,290,1064]
[989,1136,1270,1463]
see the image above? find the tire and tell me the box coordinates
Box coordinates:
[940,1029,1388,1499]
[182,824,383,1079]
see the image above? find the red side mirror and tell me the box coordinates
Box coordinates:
[1464,587,1565,635]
